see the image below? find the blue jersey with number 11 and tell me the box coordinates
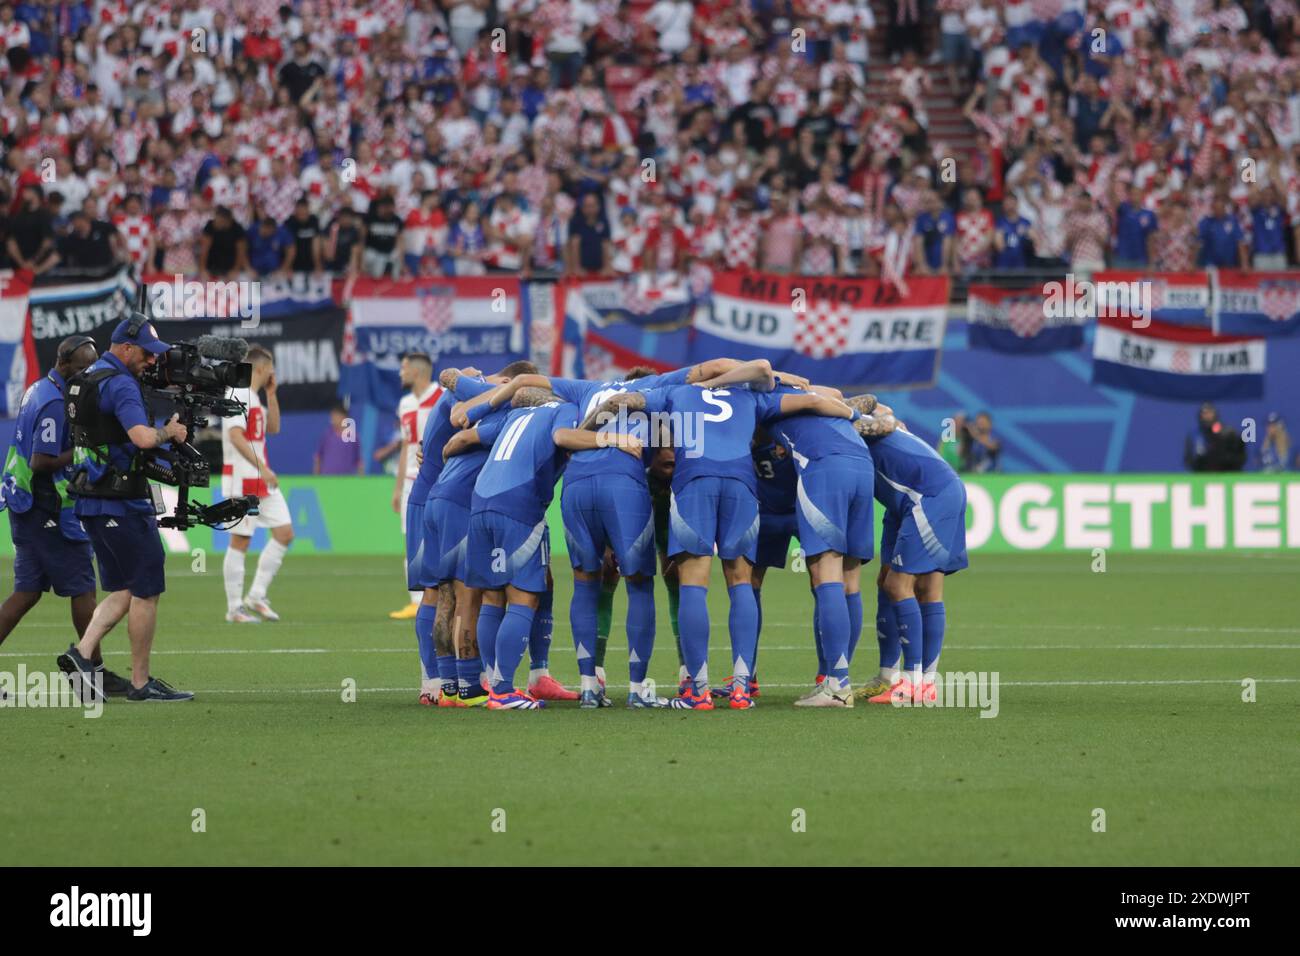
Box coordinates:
[472,401,579,524]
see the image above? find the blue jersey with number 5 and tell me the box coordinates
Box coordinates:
[641,384,783,493]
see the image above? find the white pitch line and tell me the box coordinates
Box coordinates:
[160,677,1300,696]
[11,619,1300,636]
[5,642,1300,661]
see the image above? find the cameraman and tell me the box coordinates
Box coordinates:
[0,336,128,694]
[56,316,194,702]
[1185,402,1247,473]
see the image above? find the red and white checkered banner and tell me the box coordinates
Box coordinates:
[695,271,948,388]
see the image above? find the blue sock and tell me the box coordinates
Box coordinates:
[877,588,900,671]
[415,604,437,681]
[679,585,710,693]
[814,607,828,676]
[570,577,600,678]
[625,578,655,684]
[456,657,482,696]
[814,582,850,683]
[921,601,946,673]
[476,603,505,676]
[846,590,864,664]
[752,588,763,679]
[529,586,553,670]
[894,597,923,675]
[491,604,535,694]
[727,583,758,685]
[436,654,457,691]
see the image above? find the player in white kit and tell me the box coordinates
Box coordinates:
[389,351,440,620]
[222,346,295,623]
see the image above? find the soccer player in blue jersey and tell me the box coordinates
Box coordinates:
[728,428,799,700]
[560,369,684,708]
[748,386,878,708]
[428,379,519,708]
[407,364,499,705]
[591,360,857,710]
[465,386,642,710]
[408,362,536,706]
[852,404,969,705]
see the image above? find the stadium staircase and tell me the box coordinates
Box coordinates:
[863,0,979,159]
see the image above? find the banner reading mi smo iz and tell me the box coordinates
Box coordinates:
[4,475,1296,558]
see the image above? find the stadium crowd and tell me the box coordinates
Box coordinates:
[0,0,1298,289]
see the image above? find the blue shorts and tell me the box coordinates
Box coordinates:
[466,509,550,593]
[754,511,797,568]
[561,476,656,578]
[795,456,876,560]
[81,513,166,598]
[668,476,760,561]
[405,499,427,591]
[416,495,441,588]
[880,481,968,576]
[427,497,470,585]
[8,509,96,596]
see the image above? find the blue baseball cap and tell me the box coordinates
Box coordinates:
[111,314,171,354]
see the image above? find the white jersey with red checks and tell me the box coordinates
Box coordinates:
[111,212,154,268]
[222,387,270,498]
[398,383,441,483]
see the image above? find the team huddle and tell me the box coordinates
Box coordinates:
[396,352,969,711]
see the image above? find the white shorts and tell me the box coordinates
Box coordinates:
[227,487,292,537]
[400,479,413,535]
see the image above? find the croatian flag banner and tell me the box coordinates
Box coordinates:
[967,283,1085,353]
[695,271,948,388]
[1092,314,1266,400]
[341,276,528,409]
[1212,270,1300,337]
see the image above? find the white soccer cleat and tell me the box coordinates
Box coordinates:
[794,682,854,708]
[245,597,280,622]
[225,607,261,624]
[797,679,827,702]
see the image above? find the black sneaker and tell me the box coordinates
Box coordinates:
[56,644,106,703]
[126,676,195,702]
[96,668,133,698]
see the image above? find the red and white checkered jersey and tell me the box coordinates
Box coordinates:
[222,387,268,498]
[721,213,760,271]
[955,208,994,268]
[111,212,154,268]
[398,383,441,482]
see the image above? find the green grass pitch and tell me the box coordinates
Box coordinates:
[1,552,1297,866]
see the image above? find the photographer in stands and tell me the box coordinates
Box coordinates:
[1184,402,1247,473]
[56,315,194,702]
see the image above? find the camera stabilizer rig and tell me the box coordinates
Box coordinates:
[140,334,260,530]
